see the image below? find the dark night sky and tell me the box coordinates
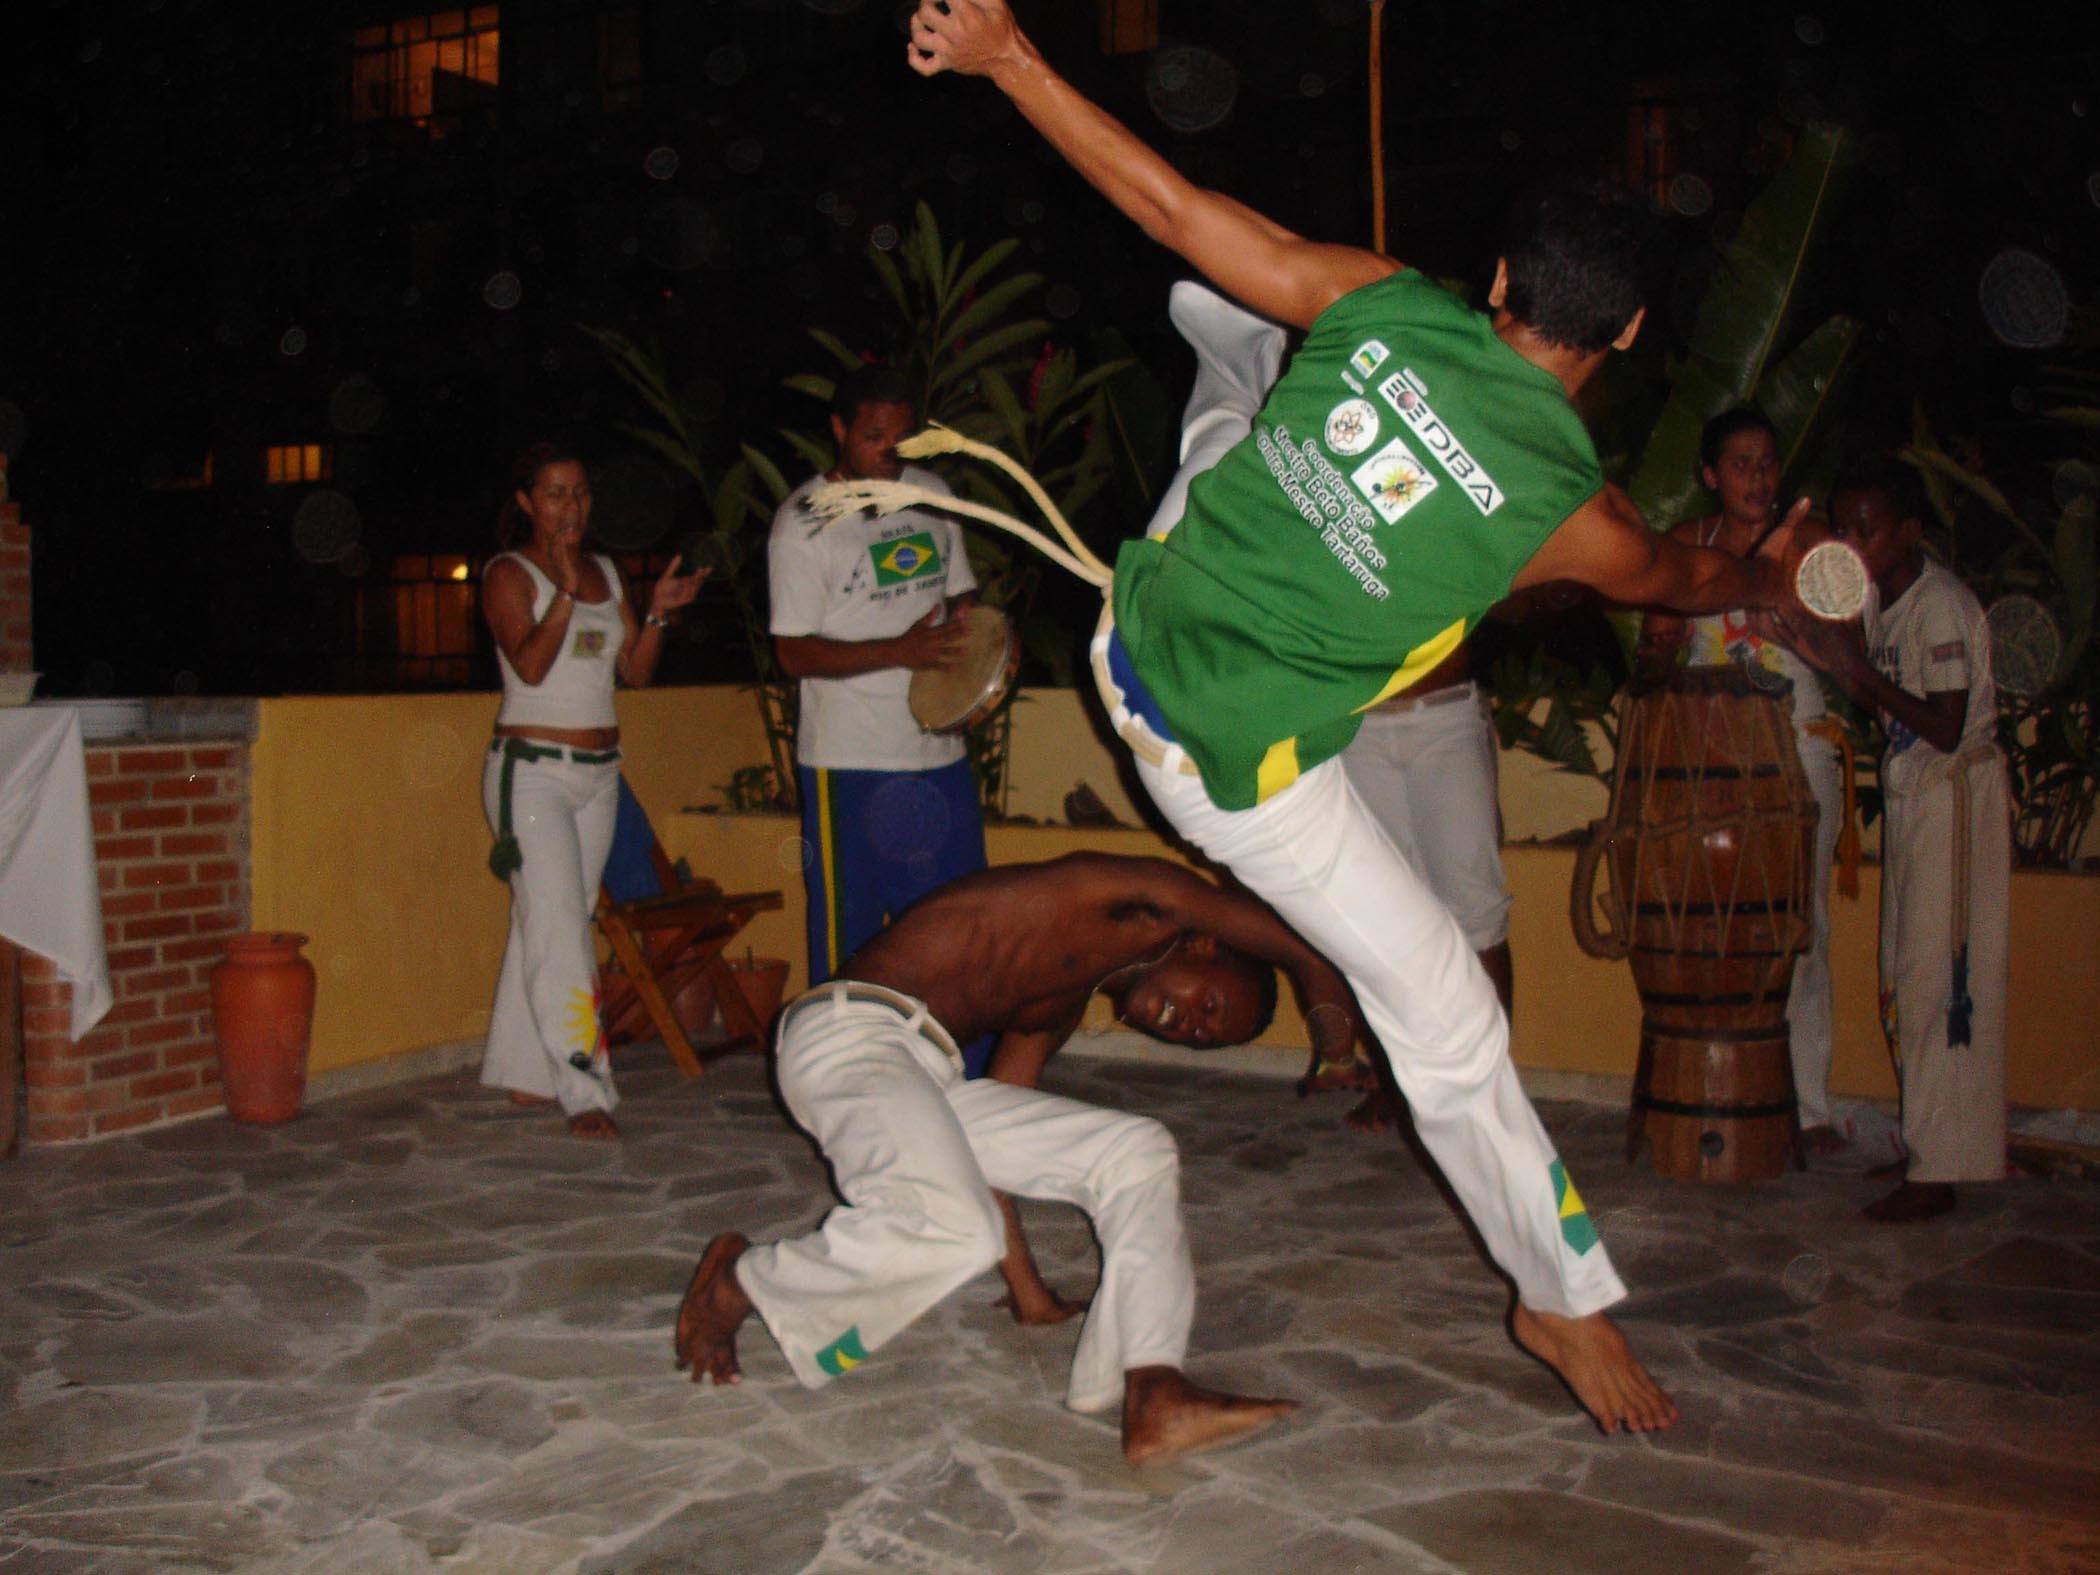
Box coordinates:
[1,0,2093,696]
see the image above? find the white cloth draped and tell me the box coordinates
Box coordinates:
[0,708,112,1038]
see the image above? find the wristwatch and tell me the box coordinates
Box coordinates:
[644,612,669,629]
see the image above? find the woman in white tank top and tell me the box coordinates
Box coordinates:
[1635,409,1848,1156]
[478,441,707,1139]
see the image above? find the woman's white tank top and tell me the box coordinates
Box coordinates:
[491,551,625,730]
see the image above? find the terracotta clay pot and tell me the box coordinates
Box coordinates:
[210,932,316,1124]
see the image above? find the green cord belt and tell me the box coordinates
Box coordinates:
[486,737,621,880]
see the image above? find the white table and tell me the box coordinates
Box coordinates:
[0,707,112,1039]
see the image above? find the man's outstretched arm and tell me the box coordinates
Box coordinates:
[907,0,1395,330]
[1517,483,1811,617]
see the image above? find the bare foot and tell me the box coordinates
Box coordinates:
[1509,1305,1679,1434]
[1863,1181,1956,1223]
[1344,1087,1402,1134]
[567,1110,620,1140]
[508,1091,557,1108]
[1798,1125,1848,1157]
[675,1233,752,1385]
[1121,1366,1297,1467]
[994,1286,1090,1326]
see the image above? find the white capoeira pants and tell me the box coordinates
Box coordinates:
[737,985,1195,1412]
[480,745,620,1117]
[1788,728,1843,1130]
[1096,281,1626,1320]
[1341,688,1512,953]
[1881,748,2010,1183]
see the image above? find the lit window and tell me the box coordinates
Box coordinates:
[264,444,334,485]
[352,6,500,129]
[387,553,480,685]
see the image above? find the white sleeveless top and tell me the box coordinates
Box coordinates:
[1681,522,1826,728]
[491,551,625,730]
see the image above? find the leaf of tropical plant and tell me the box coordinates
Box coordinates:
[739,443,794,503]
[780,429,831,475]
[941,275,1048,355]
[952,237,1023,304]
[2055,492,2095,666]
[621,423,709,487]
[804,327,864,376]
[868,244,911,325]
[910,201,946,298]
[782,373,837,406]
[940,320,1054,389]
[1903,447,2054,562]
[978,366,1031,447]
[2044,407,2100,430]
[1627,122,1853,531]
[1760,314,1861,479]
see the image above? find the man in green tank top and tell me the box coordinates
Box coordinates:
[911,0,1821,1439]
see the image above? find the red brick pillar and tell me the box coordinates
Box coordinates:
[19,744,252,1143]
[0,456,29,674]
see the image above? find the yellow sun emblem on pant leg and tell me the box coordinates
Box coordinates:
[563,985,603,1059]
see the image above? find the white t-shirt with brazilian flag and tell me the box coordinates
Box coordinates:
[768,464,977,772]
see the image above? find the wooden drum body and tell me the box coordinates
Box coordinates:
[1572,667,1817,1182]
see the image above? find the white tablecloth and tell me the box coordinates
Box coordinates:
[0,708,112,1038]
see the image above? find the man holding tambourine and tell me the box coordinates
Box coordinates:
[768,366,997,1075]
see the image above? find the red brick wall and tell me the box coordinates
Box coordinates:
[0,500,28,674]
[20,743,251,1144]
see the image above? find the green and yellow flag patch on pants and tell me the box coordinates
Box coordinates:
[1551,1159,1599,1255]
[815,1326,870,1377]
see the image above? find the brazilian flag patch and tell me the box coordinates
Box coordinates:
[870,532,943,586]
[1551,1160,1599,1255]
[815,1326,870,1376]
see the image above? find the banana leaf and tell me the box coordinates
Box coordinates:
[1760,314,1862,504]
[1627,122,1853,532]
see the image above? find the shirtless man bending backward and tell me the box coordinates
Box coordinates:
[676,853,1363,1467]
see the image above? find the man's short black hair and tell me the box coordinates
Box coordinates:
[830,364,915,428]
[1498,177,1659,355]
[1699,406,1780,471]
[1831,450,1928,525]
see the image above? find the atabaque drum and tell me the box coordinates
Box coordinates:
[1572,666,1817,1182]
[908,605,1020,734]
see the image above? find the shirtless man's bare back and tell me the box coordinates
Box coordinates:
[675,853,1360,1467]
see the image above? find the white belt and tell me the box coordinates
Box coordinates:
[777,980,962,1062]
[1366,680,1477,716]
[1089,599,1201,777]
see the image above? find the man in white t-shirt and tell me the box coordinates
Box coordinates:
[769,367,992,1072]
[1773,454,2008,1224]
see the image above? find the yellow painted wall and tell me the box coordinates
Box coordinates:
[248,687,768,1074]
[250,684,2100,1114]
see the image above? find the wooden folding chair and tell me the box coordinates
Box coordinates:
[595,799,783,1079]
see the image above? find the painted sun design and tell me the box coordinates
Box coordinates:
[563,985,603,1058]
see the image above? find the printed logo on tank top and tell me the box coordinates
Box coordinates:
[1324,398,1380,456]
[1349,339,1390,382]
[869,531,944,587]
[1373,368,1505,516]
[1351,439,1438,524]
[571,628,606,658]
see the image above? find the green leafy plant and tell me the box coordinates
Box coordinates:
[1625,123,1862,538]
[1907,400,2098,866]
[1485,645,1621,784]
[584,325,798,809]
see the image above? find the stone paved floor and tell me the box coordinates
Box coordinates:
[3,1039,2098,1573]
